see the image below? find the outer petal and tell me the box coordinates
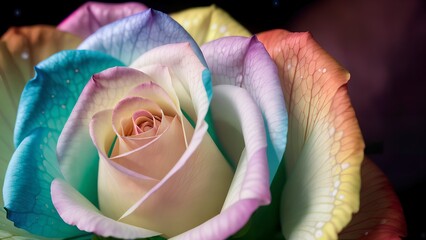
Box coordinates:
[257,30,365,239]
[3,50,123,237]
[170,5,251,45]
[0,25,81,238]
[57,1,148,39]
[1,25,82,82]
[3,128,82,237]
[201,36,287,181]
[172,85,270,239]
[339,158,407,239]
[78,9,206,67]
[51,178,160,239]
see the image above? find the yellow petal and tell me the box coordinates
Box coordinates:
[170,5,251,45]
[258,30,365,239]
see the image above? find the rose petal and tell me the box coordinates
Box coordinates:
[201,36,287,181]
[2,50,124,237]
[89,109,159,224]
[3,128,82,237]
[170,5,251,45]
[57,67,150,203]
[257,30,365,239]
[57,2,148,39]
[130,42,208,122]
[117,116,233,237]
[172,84,270,239]
[1,25,82,82]
[51,178,160,239]
[110,97,184,179]
[78,9,207,67]
[339,158,407,239]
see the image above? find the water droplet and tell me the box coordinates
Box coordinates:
[66,79,70,84]
[21,51,29,59]
[287,64,291,70]
[219,25,227,33]
[322,68,327,73]
[315,230,323,238]
[339,194,345,200]
[182,20,190,27]
[61,104,66,109]
[341,162,350,170]
[74,68,79,73]
[51,94,55,98]
[316,222,324,228]
[334,180,340,188]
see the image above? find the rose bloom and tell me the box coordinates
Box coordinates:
[0,2,406,240]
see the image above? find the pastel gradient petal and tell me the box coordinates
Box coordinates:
[56,67,146,203]
[51,178,160,239]
[1,25,82,82]
[170,5,251,45]
[339,158,407,239]
[58,1,148,39]
[78,9,206,67]
[130,42,211,122]
[257,30,365,239]
[201,36,287,181]
[3,128,82,237]
[2,50,123,237]
[172,85,270,239]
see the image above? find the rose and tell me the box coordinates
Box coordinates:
[0,1,406,240]
[1,3,287,239]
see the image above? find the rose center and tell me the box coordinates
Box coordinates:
[125,110,162,136]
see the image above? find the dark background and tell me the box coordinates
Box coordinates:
[1,0,425,239]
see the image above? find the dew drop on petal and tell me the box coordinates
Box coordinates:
[21,51,29,59]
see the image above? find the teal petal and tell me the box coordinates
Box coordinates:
[3,128,82,237]
[78,9,207,68]
[4,50,124,237]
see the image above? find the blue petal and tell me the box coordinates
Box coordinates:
[14,50,124,147]
[78,9,208,68]
[4,50,124,237]
[3,128,82,237]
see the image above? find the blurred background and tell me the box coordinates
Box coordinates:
[1,0,425,239]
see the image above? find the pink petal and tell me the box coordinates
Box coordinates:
[51,178,160,238]
[58,2,148,39]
